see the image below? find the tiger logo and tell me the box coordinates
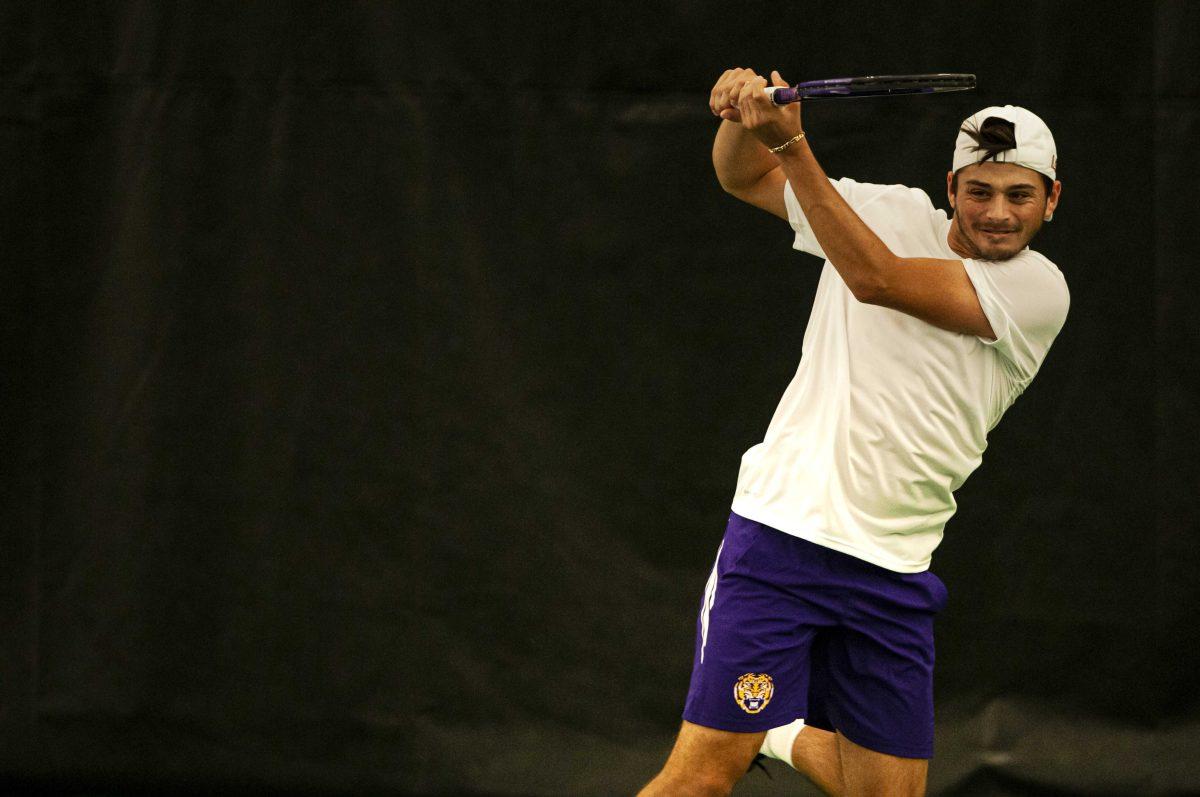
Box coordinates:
[733,672,774,714]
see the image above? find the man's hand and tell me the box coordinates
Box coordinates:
[734,70,804,152]
[709,68,766,123]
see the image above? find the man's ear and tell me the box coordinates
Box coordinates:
[946,170,956,209]
[1044,179,1062,220]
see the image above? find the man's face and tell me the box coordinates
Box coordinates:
[946,161,1062,261]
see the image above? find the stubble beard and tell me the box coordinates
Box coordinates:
[954,212,1038,262]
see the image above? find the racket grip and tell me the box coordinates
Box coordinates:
[765,86,800,105]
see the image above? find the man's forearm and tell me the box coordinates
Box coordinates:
[712,119,777,193]
[774,138,896,300]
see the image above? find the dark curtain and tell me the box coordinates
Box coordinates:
[2,2,1197,794]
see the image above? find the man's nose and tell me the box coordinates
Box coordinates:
[984,195,1014,218]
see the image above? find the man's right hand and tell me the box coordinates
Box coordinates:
[710,68,764,123]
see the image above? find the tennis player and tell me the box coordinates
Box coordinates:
[638,69,1067,796]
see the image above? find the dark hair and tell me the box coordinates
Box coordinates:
[950,116,1054,198]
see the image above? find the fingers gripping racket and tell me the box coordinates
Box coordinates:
[764,73,976,105]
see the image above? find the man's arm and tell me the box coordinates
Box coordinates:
[712,120,788,220]
[709,69,787,220]
[721,70,995,340]
[773,132,995,339]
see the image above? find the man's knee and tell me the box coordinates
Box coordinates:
[638,721,762,797]
[646,750,745,796]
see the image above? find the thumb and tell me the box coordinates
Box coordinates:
[770,70,788,87]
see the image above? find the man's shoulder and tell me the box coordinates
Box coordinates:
[829,178,937,216]
[832,177,932,199]
[1007,248,1066,286]
[978,249,1070,321]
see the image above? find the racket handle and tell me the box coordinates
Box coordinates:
[765,86,800,105]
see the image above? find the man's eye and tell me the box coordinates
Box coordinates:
[1010,193,1032,200]
[969,190,987,197]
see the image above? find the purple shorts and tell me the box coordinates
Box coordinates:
[682,511,948,759]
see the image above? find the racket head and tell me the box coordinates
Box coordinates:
[769,73,976,105]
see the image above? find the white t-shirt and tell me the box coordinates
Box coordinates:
[729,178,1069,573]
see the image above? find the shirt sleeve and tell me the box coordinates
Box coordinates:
[783,177,920,258]
[963,253,1070,381]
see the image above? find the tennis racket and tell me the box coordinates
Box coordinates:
[764,73,975,105]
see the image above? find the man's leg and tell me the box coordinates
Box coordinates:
[761,720,844,795]
[662,515,824,794]
[638,721,765,797]
[761,721,929,797]
[837,732,927,796]
[819,562,944,794]
[763,722,928,797]
[790,724,844,795]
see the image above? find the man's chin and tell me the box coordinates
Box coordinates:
[974,240,1024,261]
[971,227,1036,261]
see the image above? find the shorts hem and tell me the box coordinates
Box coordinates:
[836,725,933,760]
[681,708,803,734]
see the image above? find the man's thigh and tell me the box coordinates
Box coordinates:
[837,732,927,796]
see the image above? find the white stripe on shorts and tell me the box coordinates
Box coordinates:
[699,541,723,664]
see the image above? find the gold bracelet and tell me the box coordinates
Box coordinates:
[768,130,806,154]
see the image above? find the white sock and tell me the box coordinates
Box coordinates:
[758,719,805,769]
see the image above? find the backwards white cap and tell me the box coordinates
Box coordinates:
[952,105,1057,181]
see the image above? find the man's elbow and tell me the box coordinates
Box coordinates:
[715,171,749,197]
[713,161,768,198]
[848,272,890,305]
[845,253,902,305]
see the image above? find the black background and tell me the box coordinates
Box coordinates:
[3,2,1198,794]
